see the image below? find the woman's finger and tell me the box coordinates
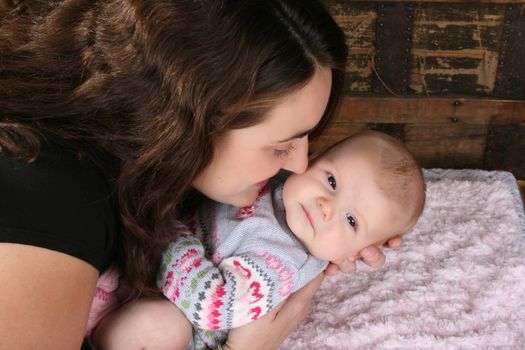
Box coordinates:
[323,263,340,276]
[359,245,386,269]
[386,235,402,249]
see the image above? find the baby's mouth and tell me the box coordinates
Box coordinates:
[301,205,314,229]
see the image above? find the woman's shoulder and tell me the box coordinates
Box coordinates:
[0,143,120,272]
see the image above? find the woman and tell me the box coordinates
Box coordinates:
[0,0,398,349]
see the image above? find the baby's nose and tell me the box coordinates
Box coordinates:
[317,197,333,220]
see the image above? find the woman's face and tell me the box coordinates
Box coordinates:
[192,66,333,207]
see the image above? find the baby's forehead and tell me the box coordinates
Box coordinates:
[319,148,381,182]
[322,137,380,161]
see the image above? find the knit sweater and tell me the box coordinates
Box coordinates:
[157,184,327,349]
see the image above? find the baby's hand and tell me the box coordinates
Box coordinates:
[326,236,402,275]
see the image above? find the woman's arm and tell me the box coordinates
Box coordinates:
[0,243,98,349]
[224,273,324,350]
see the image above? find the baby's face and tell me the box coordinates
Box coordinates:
[282,143,413,264]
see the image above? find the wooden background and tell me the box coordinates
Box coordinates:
[315,0,525,181]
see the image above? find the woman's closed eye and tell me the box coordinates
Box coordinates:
[274,143,296,158]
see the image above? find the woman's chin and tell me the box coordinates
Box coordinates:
[227,191,259,208]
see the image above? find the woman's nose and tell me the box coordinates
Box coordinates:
[317,197,333,220]
[282,135,309,174]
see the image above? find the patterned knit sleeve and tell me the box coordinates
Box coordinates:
[157,233,301,331]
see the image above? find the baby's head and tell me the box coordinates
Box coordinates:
[282,130,425,265]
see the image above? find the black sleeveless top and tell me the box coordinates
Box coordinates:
[0,138,120,272]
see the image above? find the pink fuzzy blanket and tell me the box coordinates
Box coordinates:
[281,169,525,349]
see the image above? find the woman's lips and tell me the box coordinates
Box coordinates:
[302,205,314,228]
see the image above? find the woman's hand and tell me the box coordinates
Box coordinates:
[223,273,324,350]
[325,236,403,276]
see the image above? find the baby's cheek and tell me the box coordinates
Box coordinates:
[310,244,334,262]
[330,246,356,263]
[344,243,364,262]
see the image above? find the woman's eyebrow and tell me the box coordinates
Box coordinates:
[275,128,314,143]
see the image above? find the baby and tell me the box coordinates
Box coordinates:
[92,130,425,349]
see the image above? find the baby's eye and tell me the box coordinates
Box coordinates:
[327,174,336,190]
[346,214,357,228]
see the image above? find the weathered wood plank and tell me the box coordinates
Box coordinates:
[324,1,377,92]
[494,4,525,99]
[409,4,505,94]
[404,123,487,169]
[373,2,414,94]
[336,96,525,124]
[413,21,502,51]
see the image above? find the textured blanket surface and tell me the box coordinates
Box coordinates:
[280,169,525,350]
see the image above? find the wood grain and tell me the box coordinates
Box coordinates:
[336,96,525,124]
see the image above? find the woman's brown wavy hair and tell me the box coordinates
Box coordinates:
[0,0,347,296]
